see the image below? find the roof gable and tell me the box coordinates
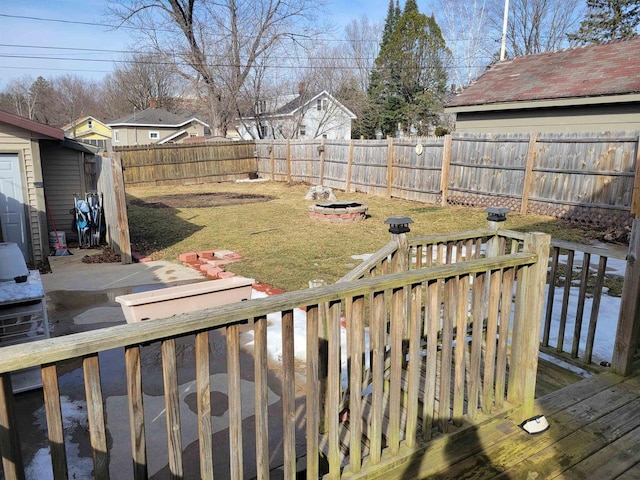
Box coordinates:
[0,110,64,140]
[244,90,357,119]
[447,37,640,108]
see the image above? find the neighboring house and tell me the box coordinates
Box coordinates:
[237,90,356,140]
[62,116,112,151]
[0,110,99,265]
[445,37,640,133]
[108,107,210,146]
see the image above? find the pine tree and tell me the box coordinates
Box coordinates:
[363,0,451,137]
[569,0,640,44]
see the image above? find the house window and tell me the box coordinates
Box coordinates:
[149,131,159,140]
[113,130,120,143]
[259,124,268,138]
[317,99,327,111]
[256,100,267,114]
[87,119,93,129]
[299,124,306,136]
[190,133,197,138]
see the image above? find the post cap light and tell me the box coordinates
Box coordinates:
[385,216,413,234]
[486,207,509,222]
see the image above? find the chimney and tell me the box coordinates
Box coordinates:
[298,82,306,95]
[149,97,157,109]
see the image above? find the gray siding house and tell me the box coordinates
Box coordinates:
[0,110,98,265]
[108,107,210,146]
[445,37,640,133]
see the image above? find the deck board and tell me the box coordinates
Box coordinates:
[338,371,640,480]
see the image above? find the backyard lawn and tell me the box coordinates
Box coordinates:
[126,181,600,292]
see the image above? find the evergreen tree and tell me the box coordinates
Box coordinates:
[569,0,640,44]
[363,0,450,138]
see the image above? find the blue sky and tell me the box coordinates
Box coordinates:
[0,0,395,87]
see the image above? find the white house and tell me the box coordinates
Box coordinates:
[236,90,356,140]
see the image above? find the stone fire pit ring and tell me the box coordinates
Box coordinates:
[308,201,368,223]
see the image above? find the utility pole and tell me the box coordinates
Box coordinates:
[500,0,509,60]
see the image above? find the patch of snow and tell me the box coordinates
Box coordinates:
[26,396,93,480]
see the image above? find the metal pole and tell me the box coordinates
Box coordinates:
[500,0,509,60]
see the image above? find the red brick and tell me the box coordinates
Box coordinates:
[201,264,223,275]
[132,252,153,262]
[179,252,198,263]
[217,271,236,279]
[197,250,215,260]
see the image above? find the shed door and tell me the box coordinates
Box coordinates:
[0,153,28,260]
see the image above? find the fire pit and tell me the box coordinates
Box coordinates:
[308,201,368,223]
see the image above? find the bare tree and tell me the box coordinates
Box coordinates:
[102,51,182,120]
[436,0,494,88]
[488,0,586,57]
[3,76,39,120]
[108,0,327,136]
[52,74,106,127]
[344,16,382,93]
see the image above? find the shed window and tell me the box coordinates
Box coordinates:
[113,130,120,142]
[299,124,306,136]
[149,131,159,140]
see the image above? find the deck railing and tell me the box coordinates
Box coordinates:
[0,228,549,480]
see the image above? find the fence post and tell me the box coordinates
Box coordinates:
[346,139,354,193]
[440,134,452,207]
[319,138,326,185]
[521,132,538,214]
[270,140,275,181]
[612,219,640,376]
[111,153,133,264]
[631,134,640,217]
[286,139,291,183]
[387,136,395,198]
[509,231,550,418]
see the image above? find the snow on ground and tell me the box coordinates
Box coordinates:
[27,396,93,480]
[248,251,627,374]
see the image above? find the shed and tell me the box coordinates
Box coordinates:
[0,110,106,266]
[445,37,640,133]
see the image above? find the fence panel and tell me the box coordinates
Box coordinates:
[446,133,530,211]
[529,132,637,225]
[116,142,257,186]
[391,138,444,203]
[322,141,350,191]
[350,139,389,196]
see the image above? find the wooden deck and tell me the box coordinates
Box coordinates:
[341,369,640,479]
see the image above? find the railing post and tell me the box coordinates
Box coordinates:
[309,279,329,433]
[509,231,550,418]
[612,218,640,376]
[0,374,24,480]
[385,217,413,272]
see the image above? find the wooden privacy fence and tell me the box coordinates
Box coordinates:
[257,131,640,228]
[116,141,258,187]
[95,154,132,263]
[0,228,549,480]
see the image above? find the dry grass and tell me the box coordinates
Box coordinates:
[126,181,600,291]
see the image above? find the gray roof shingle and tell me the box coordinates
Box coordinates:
[108,107,203,126]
